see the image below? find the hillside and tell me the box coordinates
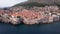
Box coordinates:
[14,2,48,7]
[13,0,60,7]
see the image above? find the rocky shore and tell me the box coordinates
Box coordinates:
[0,6,60,25]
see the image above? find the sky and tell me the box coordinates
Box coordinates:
[0,0,27,8]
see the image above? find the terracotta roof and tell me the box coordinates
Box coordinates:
[11,11,43,19]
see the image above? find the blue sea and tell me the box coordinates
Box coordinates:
[0,21,60,34]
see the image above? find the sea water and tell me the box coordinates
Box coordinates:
[0,21,60,34]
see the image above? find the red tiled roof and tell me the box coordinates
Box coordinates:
[11,10,43,19]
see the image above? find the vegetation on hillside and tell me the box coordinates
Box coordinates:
[13,2,60,7]
[14,2,49,7]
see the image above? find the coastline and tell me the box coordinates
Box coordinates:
[0,6,60,25]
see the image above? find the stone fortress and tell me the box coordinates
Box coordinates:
[0,6,60,25]
[0,0,60,25]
